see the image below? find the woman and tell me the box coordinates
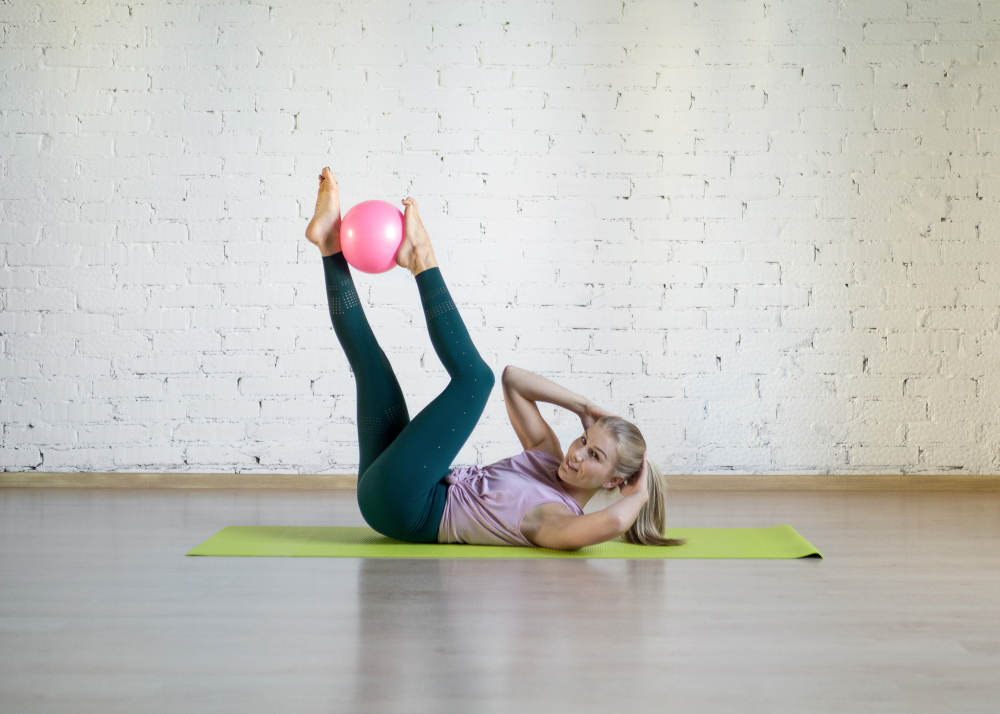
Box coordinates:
[305,168,683,550]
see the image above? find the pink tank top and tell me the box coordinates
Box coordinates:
[437,450,584,547]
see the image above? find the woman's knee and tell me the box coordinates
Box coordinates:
[464,354,494,387]
[475,361,496,391]
[461,360,495,403]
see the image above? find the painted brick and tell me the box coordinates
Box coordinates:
[848,446,918,467]
[1,1,998,475]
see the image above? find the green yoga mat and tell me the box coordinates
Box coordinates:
[187,525,821,559]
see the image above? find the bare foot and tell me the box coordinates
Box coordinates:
[395,197,438,276]
[305,167,342,256]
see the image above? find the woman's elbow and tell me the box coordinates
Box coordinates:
[530,529,583,552]
[545,538,585,552]
[548,524,619,551]
[611,513,632,536]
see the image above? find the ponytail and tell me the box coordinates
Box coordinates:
[595,416,686,547]
[620,458,685,546]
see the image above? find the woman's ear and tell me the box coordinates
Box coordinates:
[602,477,627,490]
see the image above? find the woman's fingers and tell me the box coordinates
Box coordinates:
[581,402,617,431]
[585,402,615,420]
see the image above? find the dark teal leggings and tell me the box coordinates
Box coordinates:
[323,253,494,543]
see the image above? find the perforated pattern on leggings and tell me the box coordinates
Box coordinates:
[425,299,456,321]
[421,285,449,305]
[359,403,407,436]
[327,283,360,315]
[358,414,383,435]
[327,290,343,315]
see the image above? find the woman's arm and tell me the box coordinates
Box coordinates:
[523,452,651,550]
[502,365,591,417]
[501,365,593,458]
[524,492,649,550]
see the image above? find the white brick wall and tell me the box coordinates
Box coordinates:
[2,0,999,476]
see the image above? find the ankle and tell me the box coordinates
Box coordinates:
[411,246,437,276]
[319,244,342,258]
[318,222,342,257]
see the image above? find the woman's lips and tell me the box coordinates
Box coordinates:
[565,460,578,473]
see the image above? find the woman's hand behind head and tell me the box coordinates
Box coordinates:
[580,401,616,430]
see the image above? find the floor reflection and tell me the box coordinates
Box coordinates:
[352,556,670,710]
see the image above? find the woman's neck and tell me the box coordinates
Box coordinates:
[558,481,600,510]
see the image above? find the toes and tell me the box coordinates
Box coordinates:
[319,167,338,187]
[317,172,339,192]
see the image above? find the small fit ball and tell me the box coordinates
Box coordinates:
[340,200,405,274]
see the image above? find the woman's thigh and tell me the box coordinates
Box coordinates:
[357,369,493,542]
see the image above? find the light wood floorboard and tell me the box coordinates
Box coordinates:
[1,489,998,713]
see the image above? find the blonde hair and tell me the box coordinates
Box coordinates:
[596,416,685,547]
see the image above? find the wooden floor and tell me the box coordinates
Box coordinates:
[1,489,998,713]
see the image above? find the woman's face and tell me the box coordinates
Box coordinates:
[557,425,618,490]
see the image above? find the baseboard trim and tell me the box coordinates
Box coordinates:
[0,472,359,490]
[3,472,1000,491]
[665,474,1000,491]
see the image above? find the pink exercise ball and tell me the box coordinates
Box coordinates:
[340,200,405,274]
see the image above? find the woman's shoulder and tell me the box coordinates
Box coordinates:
[514,451,582,510]
[509,449,564,482]
[520,446,563,465]
[481,449,568,496]
[483,448,560,472]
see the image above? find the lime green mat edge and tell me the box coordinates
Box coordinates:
[187,525,822,559]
